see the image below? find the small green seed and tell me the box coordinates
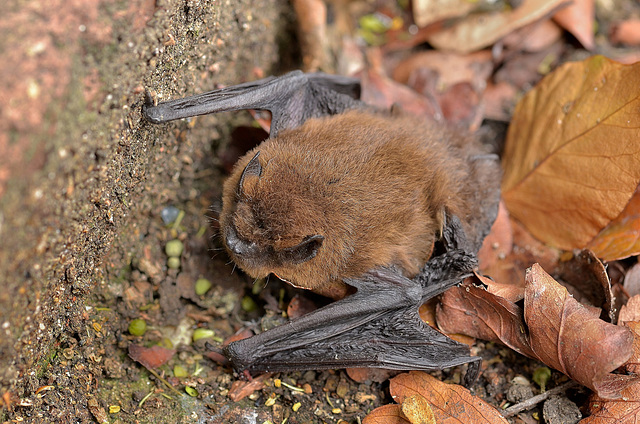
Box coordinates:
[241,296,258,312]
[167,256,181,269]
[195,278,212,296]
[128,319,147,336]
[165,239,184,257]
[192,328,215,342]
[185,386,198,397]
[173,365,188,378]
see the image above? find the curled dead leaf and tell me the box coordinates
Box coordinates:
[525,264,633,398]
[552,0,595,50]
[438,264,633,399]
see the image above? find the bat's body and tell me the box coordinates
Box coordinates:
[221,110,493,299]
[144,71,500,382]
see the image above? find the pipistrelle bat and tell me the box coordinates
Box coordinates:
[144,71,500,384]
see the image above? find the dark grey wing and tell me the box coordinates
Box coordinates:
[223,251,480,385]
[143,70,365,137]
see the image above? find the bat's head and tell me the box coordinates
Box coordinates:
[219,150,328,288]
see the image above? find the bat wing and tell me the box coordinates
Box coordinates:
[143,71,366,137]
[224,247,481,384]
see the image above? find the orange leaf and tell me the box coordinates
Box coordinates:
[552,0,595,50]
[502,56,640,250]
[524,264,634,398]
[388,371,509,423]
[426,0,566,54]
[583,379,640,423]
[587,184,640,261]
[363,404,410,424]
[128,344,175,370]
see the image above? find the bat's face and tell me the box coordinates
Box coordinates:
[219,150,326,288]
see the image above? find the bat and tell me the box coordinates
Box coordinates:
[143,71,501,384]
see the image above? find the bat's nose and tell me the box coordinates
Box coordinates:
[225,225,253,256]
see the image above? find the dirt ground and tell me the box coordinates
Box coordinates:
[0,1,595,423]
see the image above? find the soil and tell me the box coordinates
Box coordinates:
[0,1,590,424]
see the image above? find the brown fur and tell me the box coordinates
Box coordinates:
[220,110,487,298]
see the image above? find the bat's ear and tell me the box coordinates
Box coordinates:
[280,235,324,264]
[237,151,262,197]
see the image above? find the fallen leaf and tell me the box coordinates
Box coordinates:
[390,371,509,423]
[478,201,514,272]
[624,321,640,373]
[426,0,566,54]
[624,263,640,297]
[228,373,272,402]
[499,18,563,53]
[393,50,493,93]
[438,264,634,398]
[555,250,614,321]
[402,394,437,424]
[525,264,634,398]
[479,218,559,301]
[438,284,535,357]
[363,404,409,424]
[292,0,326,71]
[502,56,640,250]
[358,68,439,120]
[128,344,176,370]
[587,185,640,261]
[346,367,399,384]
[583,378,640,423]
[412,0,475,28]
[610,19,640,46]
[552,0,595,50]
[287,294,317,319]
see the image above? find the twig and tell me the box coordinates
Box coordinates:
[501,380,579,418]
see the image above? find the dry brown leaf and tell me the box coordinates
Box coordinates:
[624,263,640,297]
[502,56,640,250]
[525,264,634,398]
[358,68,439,120]
[587,185,640,261]
[624,321,640,373]
[552,0,595,49]
[610,19,640,46]
[393,50,493,93]
[499,18,563,53]
[390,371,509,423]
[363,404,410,424]
[346,367,399,384]
[127,344,176,370]
[555,250,614,321]
[292,0,326,71]
[479,218,559,301]
[583,379,640,423]
[426,0,565,54]
[478,201,514,272]
[228,373,272,402]
[438,285,535,357]
[412,0,475,28]
[438,264,634,398]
